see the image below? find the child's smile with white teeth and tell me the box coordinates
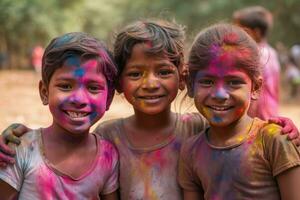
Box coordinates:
[120,43,183,115]
[45,57,109,134]
[208,105,232,111]
[65,111,90,118]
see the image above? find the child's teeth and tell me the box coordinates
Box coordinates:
[67,111,87,118]
[211,106,229,111]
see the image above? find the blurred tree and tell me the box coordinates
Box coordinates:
[0,0,299,69]
[0,0,83,69]
[115,0,300,45]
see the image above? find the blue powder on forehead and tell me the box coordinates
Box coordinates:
[74,68,85,77]
[65,56,81,68]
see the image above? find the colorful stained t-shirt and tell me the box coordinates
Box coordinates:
[178,118,300,199]
[95,113,207,200]
[248,42,280,120]
[0,129,119,200]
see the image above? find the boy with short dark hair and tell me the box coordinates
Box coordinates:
[0,32,119,200]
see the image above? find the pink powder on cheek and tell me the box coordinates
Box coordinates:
[89,93,108,122]
[235,106,245,116]
[50,103,68,125]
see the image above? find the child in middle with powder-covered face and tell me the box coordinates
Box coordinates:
[96,20,208,199]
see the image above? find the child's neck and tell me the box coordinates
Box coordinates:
[132,108,175,131]
[41,124,97,179]
[43,124,92,148]
[123,108,177,148]
[208,115,254,147]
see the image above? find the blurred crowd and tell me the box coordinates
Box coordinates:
[276,42,300,100]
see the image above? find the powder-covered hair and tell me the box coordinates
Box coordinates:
[114,19,185,76]
[233,6,273,38]
[42,32,117,103]
[188,23,261,96]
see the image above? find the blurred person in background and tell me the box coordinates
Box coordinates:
[291,43,300,68]
[233,6,281,120]
[31,45,44,73]
[284,49,300,99]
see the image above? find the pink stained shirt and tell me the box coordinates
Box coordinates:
[0,129,119,200]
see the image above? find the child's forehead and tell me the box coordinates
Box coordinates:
[196,64,247,77]
[60,56,105,77]
[64,56,97,67]
[131,43,169,60]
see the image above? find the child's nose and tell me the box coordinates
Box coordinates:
[141,73,160,90]
[212,86,229,100]
[69,88,89,107]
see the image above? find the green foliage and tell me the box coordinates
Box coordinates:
[0,0,299,69]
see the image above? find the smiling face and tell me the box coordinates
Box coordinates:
[40,56,108,135]
[119,43,184,115]
[193,63,256,127]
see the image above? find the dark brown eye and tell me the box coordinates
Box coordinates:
[158,69,173,77]
[198,79,214,87]
[127,71,143,79]
[58,84,72,91]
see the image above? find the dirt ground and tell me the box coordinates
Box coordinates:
[0,70,299,132]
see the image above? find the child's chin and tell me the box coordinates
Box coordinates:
[208,119,232,127]
[65,125,91,135]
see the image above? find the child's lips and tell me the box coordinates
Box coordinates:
[138,95,165,99]
[137,95,166,103]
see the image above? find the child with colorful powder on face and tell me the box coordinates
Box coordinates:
[0,20,300,200]
[178,23,300,200]
[96,19,208,200]
[0,32,119,200]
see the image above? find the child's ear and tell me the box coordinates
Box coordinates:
[181,63,194,97]
[39,80,49,105]
[251,77,263,100]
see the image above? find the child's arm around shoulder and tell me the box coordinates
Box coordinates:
[0,131,35,200]
[0,130,38,197]
[261,123,300,200]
